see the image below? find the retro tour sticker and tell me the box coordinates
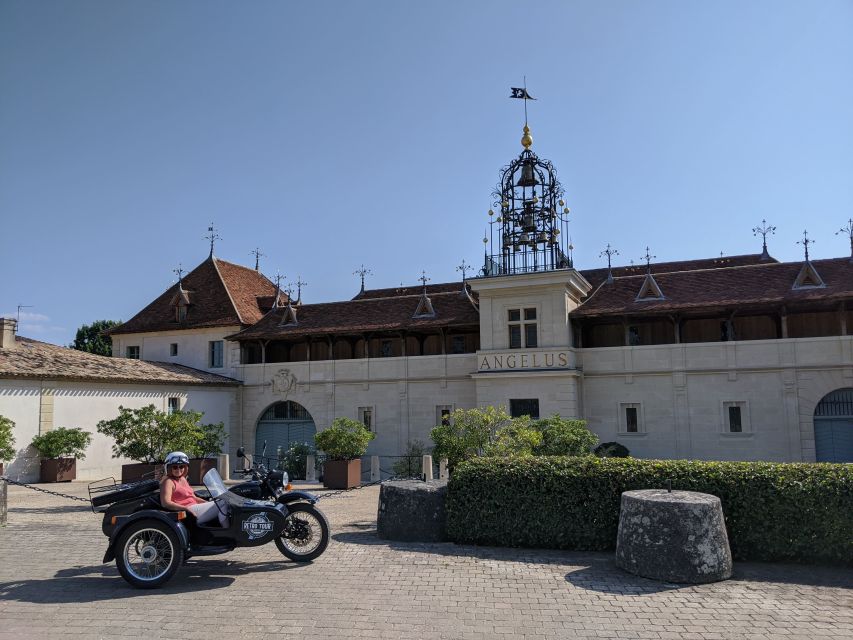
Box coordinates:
[242,513,274,540]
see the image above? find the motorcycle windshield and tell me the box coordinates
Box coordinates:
[202,468,229,498]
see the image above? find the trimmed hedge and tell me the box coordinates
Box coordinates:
[446,457,853,565]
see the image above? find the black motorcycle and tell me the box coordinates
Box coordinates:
[90,457,330,589]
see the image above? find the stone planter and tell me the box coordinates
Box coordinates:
[323,459,361,489]
[615,489,733,584]
[121,462,161,483]
[377,479,448,542]
[40,458,76,483]
[187,457,218,485]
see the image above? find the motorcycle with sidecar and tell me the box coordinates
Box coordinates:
[90,466,330,588]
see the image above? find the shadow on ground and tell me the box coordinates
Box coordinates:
[9,505,92,515]
[0,559,310,603]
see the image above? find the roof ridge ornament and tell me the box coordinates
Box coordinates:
[413,271,436,318]
[204,223,221,258]
[250,247,265,271]
[752,219,776,261]
[793,231,825,289]
[837,218,853,263]
[353,264,372,295]
[636,247,665,301]
[600,244,619,284]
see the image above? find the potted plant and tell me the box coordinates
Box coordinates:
[97,405,225,483]
[30,427,92,482]
[314,417,375,489]
[187,418,226,484]
[0,415,16,476]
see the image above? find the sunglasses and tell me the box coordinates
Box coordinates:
[169,464,187,469]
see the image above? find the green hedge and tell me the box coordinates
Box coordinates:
[446,457,853,565]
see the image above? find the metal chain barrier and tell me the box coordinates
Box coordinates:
[314,471,423,501]
[0,476,91,503]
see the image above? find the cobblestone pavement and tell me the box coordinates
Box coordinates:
[0,481,850,640]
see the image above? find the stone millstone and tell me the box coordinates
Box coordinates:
[377,479,448,542]
[615,489,733,584]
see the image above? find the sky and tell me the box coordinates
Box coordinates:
[1,1,852,346]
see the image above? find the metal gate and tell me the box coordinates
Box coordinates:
[255,401,316,458]
[814,388,853,463]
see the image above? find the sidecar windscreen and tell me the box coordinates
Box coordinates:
[202,468,228,498]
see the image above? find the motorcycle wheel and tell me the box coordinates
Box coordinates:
[275,503,330,562]
[115,520,184,588]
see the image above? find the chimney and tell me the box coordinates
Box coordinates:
[0,317,18,350]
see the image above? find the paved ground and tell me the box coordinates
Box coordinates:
[0,480,850,640]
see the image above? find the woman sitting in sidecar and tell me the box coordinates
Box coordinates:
[160,451,228,527]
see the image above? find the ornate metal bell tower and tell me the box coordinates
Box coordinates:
[483,121,571,276]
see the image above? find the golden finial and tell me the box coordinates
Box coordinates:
[521,124,533,149]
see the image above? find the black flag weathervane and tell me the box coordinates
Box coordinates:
[510,77,536,125]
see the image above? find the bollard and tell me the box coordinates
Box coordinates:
[217,454,230,481]
[370,455,380,482]
[305,455,317,482]
[439,458,448,480]
[0,478,6,526]
[422,455,434,481]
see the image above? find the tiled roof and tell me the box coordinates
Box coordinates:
[0,337,240,385]
[353,282,470,300]
[572,257,853,318]
[109,256,278,335]
[231,283,480,340]
[580,254,774,289]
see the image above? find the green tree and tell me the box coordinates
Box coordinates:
[30,427,92,460]
[314,417,375,460]
[483,416,542,458]
[0,415,16,462]
[96,405,225,463]
[430,406,512,471]
[533,415,598,456]
[70,319,121,356]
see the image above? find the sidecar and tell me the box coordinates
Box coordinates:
[89,469,328,588]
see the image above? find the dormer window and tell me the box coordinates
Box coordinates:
[176,305,187,322]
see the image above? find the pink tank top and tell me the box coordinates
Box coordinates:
[169,478,197,507]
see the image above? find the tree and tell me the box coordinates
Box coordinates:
[0,415,16,462]
[314,417,375,461]
[70,319,121,356]
[430,406,512,471]
[533,415,598,457]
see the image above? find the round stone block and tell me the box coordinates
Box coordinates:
[377,479,448,542]
[615,489,733,584]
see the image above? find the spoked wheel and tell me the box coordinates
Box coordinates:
[115,520,184,588]
[275,503,330,562]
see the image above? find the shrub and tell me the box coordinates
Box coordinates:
[314,417,374,461]
[483,418,542,458]
[96,405,225,463]
[533,415,598,456]
[446,457,853,565]
[30,427,92,460]
[0,415,17,462]
[430,406,512,470]
[594,441,630,458]
[277,442,314,480]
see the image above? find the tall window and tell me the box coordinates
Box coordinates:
[209,340,224,368]
[620,403,642,433]
[167,397,181,415]
[509,399,539,419]
[436,405,453,426]
[169,343,178,357]
[508,308,537,349]
[126,346,140,359]
[358,406,374,432]
[723,401,748,433]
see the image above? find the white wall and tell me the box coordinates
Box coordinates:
[0,379,238,482]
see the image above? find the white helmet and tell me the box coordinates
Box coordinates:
[165,451,190,466]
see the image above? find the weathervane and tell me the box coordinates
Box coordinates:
[456,259,472,284]
[204,223,221,257]
[294,276,307,304]
[250,248,265,271]
[172,264,185,285]
[797,230,814,261]
[510,77,536,127]
[752,219,776,260]
[600,244,619,283]
[642,247,656,274]
[353,264,372,293]
[837,218,853,261]
[419,271,430,292]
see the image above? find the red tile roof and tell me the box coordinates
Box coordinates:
[0,337,239,385]
[572,258,853,318]
[231,283,480,340]
[109,256,278,335]
[580,254,774,289]
[353,282,471,300]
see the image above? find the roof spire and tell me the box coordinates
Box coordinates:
[641,246,656,275]
[353,264,372,294]
[837,218,853,262]
[172,263,185,287]
[413,270,435,318]
[752,219,776,261]
[600,244,619,283]
[272,271,284,309]
[456,259,472,290]
[797,230,813,261]
[250,247,265,271]
[204,223,221,257]
[510,79,536,148]
[295,276,307,306]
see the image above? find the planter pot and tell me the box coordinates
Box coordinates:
[323,459,361,489]
[40,458,76,483]
[121,462,161,483]
[187,458,218,485]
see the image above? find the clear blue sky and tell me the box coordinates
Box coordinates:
[2,1,852,345]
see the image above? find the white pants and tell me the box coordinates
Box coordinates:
[188,501,228,527]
